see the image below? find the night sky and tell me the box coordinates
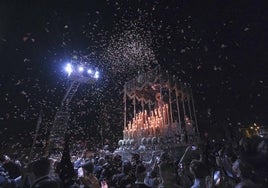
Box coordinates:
[0,0,267,147]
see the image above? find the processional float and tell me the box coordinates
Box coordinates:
[117,66,199,154]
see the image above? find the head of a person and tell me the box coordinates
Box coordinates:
[135,164,146,181]
[131,153,140,164]
[189,160,209,179]
[257,138,268,155]
[0,154,5,163]
[239,137,252,152]
[232,159,255,180]
[82,160,94,174]
[113,154,122,162]
[122,160,132,174]
[104,154,113,163]
[0,154,9,164]
[160,152,170,163]
[32,157,51,178]
[224,147,237,163]
[112,154,122,168]
[97,157,106,166]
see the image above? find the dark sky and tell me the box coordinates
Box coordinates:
[0,0,267,143]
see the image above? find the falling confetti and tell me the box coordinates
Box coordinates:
[103,19,158,73]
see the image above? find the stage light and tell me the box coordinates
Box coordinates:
[64,61,100,82]
[78,66,84,72]
[65,63,73,75]
[94,71,99,79]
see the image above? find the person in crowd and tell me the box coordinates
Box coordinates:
[144,157,161,188]
[73,150,87,171]
[111,160,133,188]
[1,154,23,188]
[99,154,118,187]
[211,147,237,187]
[232,159,259,188]
[130,153,144,182]
[134,164,150,188]
[216,146,237,179]
[3,128,268,188]
[189,159,210,188]
[177,145,201,187]
[0,154,21,179]
[238,136,260,163]
[31,157,63,188]
[93,157,105,181]
[56,135,76,188]
[254,137,268,187]
[79,160,100,188]
[158,152,181,188]
[0,164,21,188]
[236,136,268,187]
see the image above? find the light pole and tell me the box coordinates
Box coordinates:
[47,63,99,155]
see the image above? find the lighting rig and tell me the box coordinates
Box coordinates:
[47,63,99,155]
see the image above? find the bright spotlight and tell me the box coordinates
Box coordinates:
[78,66,84,72]
[64,62,100,82]
[65,63,73,75]
[94,71,99,79]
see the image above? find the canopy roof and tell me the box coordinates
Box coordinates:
[125,66,190,103]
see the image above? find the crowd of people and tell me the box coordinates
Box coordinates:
[0,134,267,188]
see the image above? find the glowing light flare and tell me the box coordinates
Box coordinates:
[65,63,73,76]
[64,62,100,80]
[94,71,99,79]
[78,66,84,72]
